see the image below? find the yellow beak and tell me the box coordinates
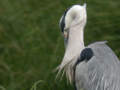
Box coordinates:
[64,31,68,39]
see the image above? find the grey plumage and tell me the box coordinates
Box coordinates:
[75,41,120,90]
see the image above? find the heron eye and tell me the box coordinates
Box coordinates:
[64,28,69,34]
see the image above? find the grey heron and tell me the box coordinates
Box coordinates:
[57,3,120,90]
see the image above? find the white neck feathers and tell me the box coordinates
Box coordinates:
[57,25,85,83]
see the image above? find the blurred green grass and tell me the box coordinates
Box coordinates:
[0,0,120,90]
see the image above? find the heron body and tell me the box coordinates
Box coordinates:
[75,42,120,90]
[57,4,120,90]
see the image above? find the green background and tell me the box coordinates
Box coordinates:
[0,0,120,90]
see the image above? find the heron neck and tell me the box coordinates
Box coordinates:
[62,25,85,67]
[66,25,85,54]
[68,26,84,48]
[58,24,85,83]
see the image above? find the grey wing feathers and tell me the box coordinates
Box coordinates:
[75,41,120,90]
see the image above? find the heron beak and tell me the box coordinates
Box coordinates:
[63,30,68,46]
[64,30,68,39]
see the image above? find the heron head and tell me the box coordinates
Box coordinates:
[59,4,87,42]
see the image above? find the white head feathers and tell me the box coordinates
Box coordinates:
[65,4,87,30]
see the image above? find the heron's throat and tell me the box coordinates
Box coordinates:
[58,25,85,83]
[64,26,85,64]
